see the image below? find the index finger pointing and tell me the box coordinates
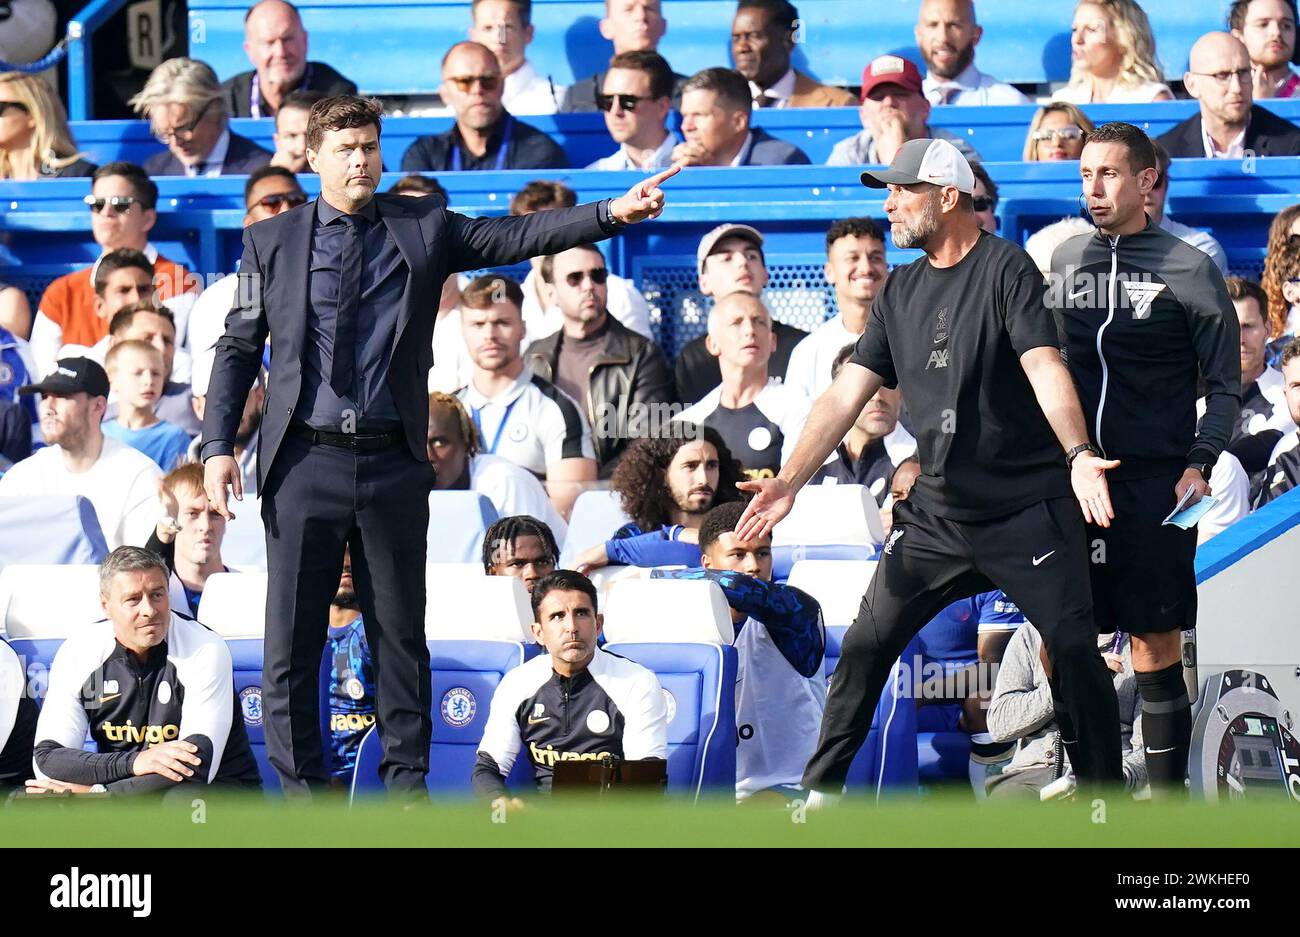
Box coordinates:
[644,163,683,189]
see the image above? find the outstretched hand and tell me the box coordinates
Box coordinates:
[610,163,682,224]
[1071,452,1120,528]
[734,476,796,542]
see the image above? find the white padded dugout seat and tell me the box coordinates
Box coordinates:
[602,578,735,645]
[787,560,878,628]
[220,496,267,568]
[196,571,266,638]
[423,570,532,642]
[773,484,885,546]
[0,565,103,639]
[559,489,631,567]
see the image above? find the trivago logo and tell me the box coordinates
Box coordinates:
[49,868,152,917]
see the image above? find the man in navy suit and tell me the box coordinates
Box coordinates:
[672,67,811,167]
[201,94,679,796]
[131,58,273,177]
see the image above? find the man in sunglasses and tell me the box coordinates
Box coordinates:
[1158,31,1300,158]
[588,51,679,171]
[201,94,679,798]
[30,163,198,379]
[403,41,567,172]
[187,166,309,365]
[525,244,675,474]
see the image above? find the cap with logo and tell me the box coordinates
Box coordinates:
[697,223,765,275]
[860,55,923,103]
[860,138,975,195]
[18,357,110,398]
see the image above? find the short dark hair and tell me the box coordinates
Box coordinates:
[243,164,302,205]
[98,545,168,598]
[279,89,325,115]
[1228,1,1300,65]
[825,217,886,253]
[482,515,559,574]
[306,95,383,154]
[607,50,675,101]
[108,302,174,337]
[681,67,752,114]
[530,569,597,620]
[473,0,531,26]
[969,161,999,205]
[94,249,154,296]
[460,274,525,313]
[1085,121,1156,175]
[92,162,158,211]
[389,173,449,201]
[698,500,757,552]
[1281,335,1300,369]
[510,179,576,215]
[829,341,857,380]
[540,243,603,285]
[737,0,799,33]
[1225,275,1269,318]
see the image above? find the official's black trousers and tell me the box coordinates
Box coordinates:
[261,432,434,795]
[802,495,1123,792]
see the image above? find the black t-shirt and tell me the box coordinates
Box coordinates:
[850,232,1068,521]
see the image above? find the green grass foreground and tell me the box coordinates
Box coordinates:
[3,790,1297,847]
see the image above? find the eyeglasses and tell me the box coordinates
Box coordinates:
[1189,68,1252,88]
[84,195,141,215]
[154,98,218,144]
[0,101,31,118]
[597,93,651,112]
[1031,126,1085,143]
[445,74,502,93]
[248,191,307,212]
[564,268,609,287]
[972,196,996,212]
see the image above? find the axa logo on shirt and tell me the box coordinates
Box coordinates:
[926,349,949,369]
[49,868,151,917]
[99,720,180,744]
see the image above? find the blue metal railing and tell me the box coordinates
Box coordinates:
[64,0,133,121]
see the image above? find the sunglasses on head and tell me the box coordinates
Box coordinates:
[596,93,650,113]
[446,74,501,93]
[564,267,609,287]
[249,191,308,211]
[972,196,996,212]
[84,195,140,215]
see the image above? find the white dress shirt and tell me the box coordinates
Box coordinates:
[749,68,797,109]
[923,63,1028,106]
[503,60,564,115]
[586,133,678,171]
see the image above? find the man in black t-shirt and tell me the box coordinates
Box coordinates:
[737,139,1124,801]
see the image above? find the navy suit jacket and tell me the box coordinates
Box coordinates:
[143,131,273,176]
[742,126,812,166]
[202,192,615,487]
[1156,105,1300,158]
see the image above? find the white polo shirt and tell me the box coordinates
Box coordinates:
[456,367,595,478]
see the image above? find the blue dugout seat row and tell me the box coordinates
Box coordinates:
[183,0,1214,94]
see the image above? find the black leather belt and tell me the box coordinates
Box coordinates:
[289,424,402,451]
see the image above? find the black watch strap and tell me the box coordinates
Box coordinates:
[1189,462,1213,483]
[1065,443,1097,467]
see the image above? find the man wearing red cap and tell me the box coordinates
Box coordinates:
[827,55,981,166]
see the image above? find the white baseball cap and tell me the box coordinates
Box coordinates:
[860,138,975,195]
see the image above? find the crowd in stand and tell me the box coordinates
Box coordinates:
[2,0,1300,803]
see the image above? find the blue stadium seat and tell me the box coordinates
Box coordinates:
[773,487,882,580]
[559,488,631,568]
[427,491,498,564]
[0,496,108,572]
[604,641,738,800]
[350,639,531,799]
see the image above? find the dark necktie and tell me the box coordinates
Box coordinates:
[757,93,777,107]
[328,214,364,398]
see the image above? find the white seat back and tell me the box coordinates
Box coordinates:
[773,484,884,546]
[559,489,631,567]
[221,496,267,568]
[602,578,735,645]
[0,565,103,638]
[424,571,532,642]
[788,560,878,628]
[196,571,266,638]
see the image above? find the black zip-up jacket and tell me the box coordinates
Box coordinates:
[472,648,668,797]
[33,612,261,794]
[1049,218,1241,479]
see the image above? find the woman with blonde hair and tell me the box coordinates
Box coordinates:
[1023,102,1096,161]
[1261,203,1300,346]
[0,72,96,180]
[1055,0,1174,104]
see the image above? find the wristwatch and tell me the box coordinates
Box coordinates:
[1188,462,1213,483]
[1065,443,1098,467]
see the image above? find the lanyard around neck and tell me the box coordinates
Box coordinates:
[453,116,512,172]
